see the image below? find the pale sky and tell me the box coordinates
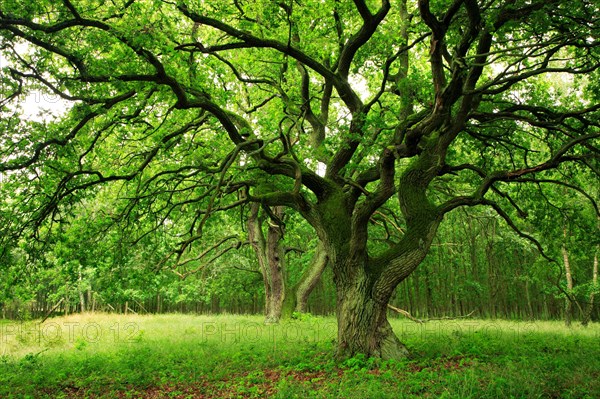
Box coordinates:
[1,46,71,122]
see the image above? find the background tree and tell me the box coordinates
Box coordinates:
[247,204,328,323]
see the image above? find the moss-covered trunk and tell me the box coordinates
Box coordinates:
[334,266,409,360]
[248,204,286,324]
[265,206,285,323]
[281,241,328,317]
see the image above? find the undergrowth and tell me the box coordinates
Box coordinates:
[0,313,598,398]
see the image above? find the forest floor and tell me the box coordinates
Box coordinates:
[0,313,599,398]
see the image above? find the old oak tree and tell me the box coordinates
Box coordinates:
[1,0,599,359]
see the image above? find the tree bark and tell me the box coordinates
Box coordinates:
[78,268,86,313]
[294,241,329,314]
[582,247,598,326]
[334,267,409,360]
[318,191,440,360]
[563,225,574,326]
[265,206,286,323]
[525,279,534,319]
[248,203,286,324]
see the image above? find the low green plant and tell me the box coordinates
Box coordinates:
[0,314,598,398]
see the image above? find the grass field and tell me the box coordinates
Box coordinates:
[1,313,599,398]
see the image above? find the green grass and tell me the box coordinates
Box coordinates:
[1,313,599,398]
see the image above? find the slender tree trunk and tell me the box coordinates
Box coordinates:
[525,279,534,319]
[413,272,421,317]
[296,248,328,314]
[248,203,272,319]
[265,206,286,323]
[424,266,433,318]
[582,248,598,326]
[64,283,70,316]
[467,217,482,315]
[285,241,329,315]
[248,204,286,324]
[78,269,86,313]
[486,220,497,318]
[563,225,574,326]
[87,290,92,312]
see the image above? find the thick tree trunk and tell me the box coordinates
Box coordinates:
[328,232,436,360]
[327,226,440,361]
[335,270,409,360]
